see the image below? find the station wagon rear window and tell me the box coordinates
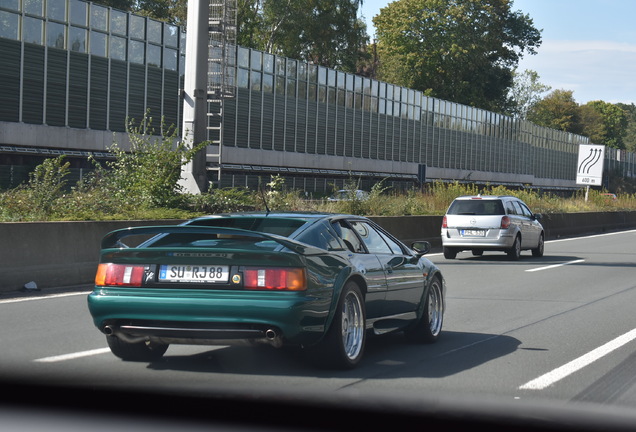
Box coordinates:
[447,199,505,216]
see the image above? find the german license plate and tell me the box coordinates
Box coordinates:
[461,229,486,237]
[159,265,229,283]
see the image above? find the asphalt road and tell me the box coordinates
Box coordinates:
[2,229,636,424]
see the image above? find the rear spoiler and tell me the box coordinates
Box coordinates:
[101,225,326,256]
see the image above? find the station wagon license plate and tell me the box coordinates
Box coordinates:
[461,229,486,237]
[159,265,229,283]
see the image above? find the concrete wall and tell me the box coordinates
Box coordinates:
[2,212,635,294]
[0,121,132,152]
[0,220,183,292]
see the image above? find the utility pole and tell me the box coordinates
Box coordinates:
[179,0,211,194]
[180,0,237,193]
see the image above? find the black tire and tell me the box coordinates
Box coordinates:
[405,277,444,344]
[106,335,168,362]
[507,235,521,260]
[471,249,483,256]
[443,247,457,259]
[311,281,366,369]
[532,233,545,257]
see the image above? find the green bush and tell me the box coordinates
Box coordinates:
[0,156,70,221]
[92,113,207,209]
[181,187,258,213]
[3,136,636,221]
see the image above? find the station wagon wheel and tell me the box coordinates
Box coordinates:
[532,233,545,257]
[405,277,444,343]
[443,247,457,259]
[311,281,366,369]
[106,335,168,362]
[507,235,521,260]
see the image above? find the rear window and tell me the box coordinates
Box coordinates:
[147,233,273,248]
[188,217,306,237]
[447,199,505,216]
[142,217,308,248]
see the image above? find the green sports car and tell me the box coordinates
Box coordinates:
[87,212,446,369]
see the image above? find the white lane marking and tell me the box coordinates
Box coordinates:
[519,328,636,390]
[547,229,636,243]
[34,348,111,363]
[525,259,585,272]
[0,291,91,305]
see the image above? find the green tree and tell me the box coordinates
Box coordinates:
[92,0,134,12]
[507,69,551,119]
[577,103,605,144]
[527,89,580,132]
[582,101,627,149]
[617,103,636,152]
[93,0,187,25]
[238,0,369,72]
[373,0,541,112]
[237,0,265,48]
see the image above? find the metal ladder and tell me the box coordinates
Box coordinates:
[206,0,237,187]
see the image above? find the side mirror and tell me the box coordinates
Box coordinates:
[411,241,431,256]
[534,213,542,221]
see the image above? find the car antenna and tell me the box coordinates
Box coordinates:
[260,185,271,214]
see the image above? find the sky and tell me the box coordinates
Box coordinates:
[358,0,636,105]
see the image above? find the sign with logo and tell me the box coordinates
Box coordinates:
[576,144,605,186]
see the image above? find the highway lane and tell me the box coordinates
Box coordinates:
[1,230,636,412]
[428,229,636,407]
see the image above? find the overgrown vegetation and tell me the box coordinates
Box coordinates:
[1,119,636,222]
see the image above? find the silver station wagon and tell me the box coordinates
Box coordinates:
[441,195,544,260]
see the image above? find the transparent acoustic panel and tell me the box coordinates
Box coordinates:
[69,26,86,52]
[89,3,107,31]
[69,0,87,26]
[46,21,65,49]
[47,0,65,22]
[23,16,43,45]
[0,11,19,40]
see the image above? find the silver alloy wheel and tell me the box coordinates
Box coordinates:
[341,290,364,360]
[508,235,521,259]
[532,234,544,257]
[428,280,443,337]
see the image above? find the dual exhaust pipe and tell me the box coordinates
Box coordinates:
[102,324,282,347]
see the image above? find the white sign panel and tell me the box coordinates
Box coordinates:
[576,144,605,186]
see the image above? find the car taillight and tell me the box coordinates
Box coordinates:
[243,267,307,291]
[442,215,448,228]
[500,216,511,229]
[95,263,145,287]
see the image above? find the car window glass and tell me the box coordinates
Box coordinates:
[511,202,526,217]
[350,221,393,254]
[506,201,518,215]
[448,199,504,215]
[188,217,305,236]
[518,202,533,217]
[295,221,344,251]
[375,227,404,254]
[332,220,366,253]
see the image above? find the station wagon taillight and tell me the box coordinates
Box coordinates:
[95,263,145,287]
[243,267,307,291]
[442,215,448,228]
[500,216,511,229]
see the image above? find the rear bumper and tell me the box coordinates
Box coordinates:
[87,287,333,347]
[101,320,286,347]
[441,228,515,250]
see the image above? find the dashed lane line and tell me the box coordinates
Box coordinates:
[519,328,636,390]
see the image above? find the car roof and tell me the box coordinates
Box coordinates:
[188,211,360,223]
[453,195,517,200]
